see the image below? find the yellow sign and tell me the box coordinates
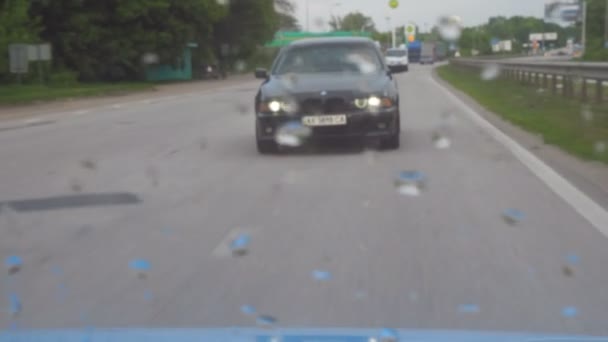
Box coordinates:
[389,0,399,9]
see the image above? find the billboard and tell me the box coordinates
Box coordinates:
[545,1,582,23]
[529,32,558,41]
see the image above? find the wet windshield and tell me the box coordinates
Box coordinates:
[1,0,607,340]
[274,44,383,75]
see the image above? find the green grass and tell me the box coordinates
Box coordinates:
[0,82,154,105]
[437,65,608,164]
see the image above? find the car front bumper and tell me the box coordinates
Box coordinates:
[256,109,399,141]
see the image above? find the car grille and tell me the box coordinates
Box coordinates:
[300,97,350,114]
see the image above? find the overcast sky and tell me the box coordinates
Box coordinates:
[294,0,548,32]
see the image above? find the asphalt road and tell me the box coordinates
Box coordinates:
[1,65,608,336]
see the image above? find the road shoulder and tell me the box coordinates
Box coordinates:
[0,74,255,123]
[432,67,608,212]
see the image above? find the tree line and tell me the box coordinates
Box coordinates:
[0,0,298,82]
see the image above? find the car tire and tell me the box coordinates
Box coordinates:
[257,138,278,154]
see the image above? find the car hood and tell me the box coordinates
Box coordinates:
[1,328,606,341]
[261,73,391,98]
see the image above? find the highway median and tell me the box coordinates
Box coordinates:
[437,64,608,165]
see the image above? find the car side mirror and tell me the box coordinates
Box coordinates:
[255,68,268,79]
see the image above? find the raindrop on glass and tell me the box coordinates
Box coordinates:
[240,305,257,316]
[433,135,451,149]
[458,304,480,314]
[561,306,579,318]
[5,255,23,275]
[80,159,97,170]
[437,16,462,42]
[581,106,593,122]
[595,141,606,154]
[9,293,21,316]
[502,208,525,225]
[395,171,426,197]
[129,259,151,278]
[378,328,399,342]
[230,234,251,256]
[481,64,501,81]
[565,253,580,265]
[235,103,249,115]
[256,315,277,327]
[312,270,332,281]
[314,17,326,29]
[234,60,246,73]
[275,121,311,147]
[141,53,160,65]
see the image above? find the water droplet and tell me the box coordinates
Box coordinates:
[395,171,426,197]
[565,253,580,265]
[562,265,574,277]
[502,208,525,225]
[281,73,298,90]
[275,121,311,147]
[561,306,578,318]
[129,259,151,278]
[70,179,84,193]
[256,315,277,327]
[141,52,159,65]
[481,64,501,81]
[433,136,452,149]
[144,290,154,301]
[234,60,246,73]
[5,255,23,275]
[235,103,248,115]
[437,16,462,42]
[581,106,593,122]
[9,293,21,316]
[458,304,480,314]
[314,17,326,29]
[240,305,256,316]
[595,141,606,154]
[397,184,421,197]
[230,234,251,256]
[80,159,97,170]
[378,328,399,342]
[312,270,332,281]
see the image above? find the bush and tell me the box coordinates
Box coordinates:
[48,70,79,86]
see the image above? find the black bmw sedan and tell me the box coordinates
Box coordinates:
[254,37,401,154]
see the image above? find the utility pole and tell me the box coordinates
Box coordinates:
[306,0,310,32]
[582,0,587,54]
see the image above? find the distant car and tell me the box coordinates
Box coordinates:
[253,37,400,154]
[385,48,409,72]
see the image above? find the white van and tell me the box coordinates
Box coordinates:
[385,48,409,72]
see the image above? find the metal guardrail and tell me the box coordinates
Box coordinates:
[450,58,608,102]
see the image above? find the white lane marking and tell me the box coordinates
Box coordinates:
[430,76,608,234]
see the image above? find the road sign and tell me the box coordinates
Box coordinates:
[9,44,29,74]
[27,44,52,62]
[530,32,558,41]
[389,0,399,9]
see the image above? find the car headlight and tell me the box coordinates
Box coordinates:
[354,96,394,109]
[268,101,281,112]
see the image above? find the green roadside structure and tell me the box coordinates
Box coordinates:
[145,43,199,82]
[265,31,373,48]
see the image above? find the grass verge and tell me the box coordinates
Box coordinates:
[0,83,154,106]
[436,64,608,164]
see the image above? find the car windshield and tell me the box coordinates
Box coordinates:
[387,49,407,57]
[273,43,383,75]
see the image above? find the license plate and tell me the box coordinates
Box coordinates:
[302,115,347,127]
